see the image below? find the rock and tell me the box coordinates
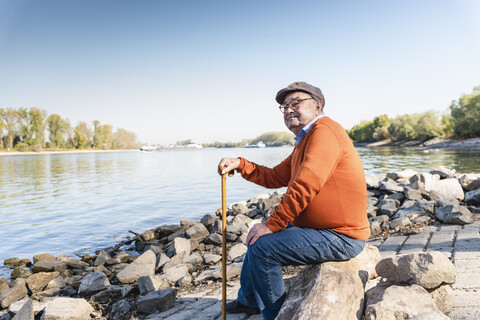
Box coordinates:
[110,299,131,316]
[396,169,418,180]
[204,233,222,246]
[183,252,203,266]
[138,275,169,295]
[231,201,249,215]
[213,262,243,281]
[428,284,454,315]
[230,214,252,226]
[180,219,197,229]
[136,288,176,314]
[0,278,8,291]
[64,257,89,269]
[406,311,450,319]
[167,229,185,242]
[458,174,480,191]
[379,179,404,193]
[392,200,434,220]
[200,214,216,228]
[0,279,28,309]
[378,199,399,217]
[11,299,34,320]
[164,265,189,285]
[25,272,60,293]
[116,250,156,284]
[404,186,423,200]
[276,253,368,320]
[41,297,94,320]
[166,237,191,258]
[227,243,247,261]
[3,258,30,268]
[366,176,383,189]
[140,230,156,241]
[45,277,66,291]
[185,223,209,242]
[78,271,110,296]
[8,299,46,316]
[390,217,412,229]
[258,194,282,214]
[203,254,221,264]
[429,166,455,179]
[32,260,66,273]
[376,252,456,289]
[93,250,111,266]
[424,178,464,201]
[435,205,473,225]
[365,283,437,320]
[465,189,480,205]
[32,254,56,263]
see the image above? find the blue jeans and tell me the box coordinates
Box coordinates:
[236,227,365,320]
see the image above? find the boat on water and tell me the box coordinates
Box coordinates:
[140,143,203,151]
[244,141,266,148]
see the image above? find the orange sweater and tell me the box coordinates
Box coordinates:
[237,117,370,241]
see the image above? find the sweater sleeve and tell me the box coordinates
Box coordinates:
[236,155,291,189]
[265,124,342,232]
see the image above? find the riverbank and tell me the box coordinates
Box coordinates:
[1,166,479,319]
[0,149,138,157]
[355,137,480,151]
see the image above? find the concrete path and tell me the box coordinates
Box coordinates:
[146,220,480,320]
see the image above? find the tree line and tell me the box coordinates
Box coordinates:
[348,86,480,142]
[0,107,140,151]
[202,131,295,148]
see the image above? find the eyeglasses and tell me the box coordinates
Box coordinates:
[278,98,314,113]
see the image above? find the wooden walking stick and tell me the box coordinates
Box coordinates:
[219,165,234,320]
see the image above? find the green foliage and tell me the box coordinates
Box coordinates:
[250,132,295,146]
[47,114,67,148]
[112,128,139,149]
[176,139,192,145]
[348,115,392,142]
[450,86,480,138]
[73,129,88,149]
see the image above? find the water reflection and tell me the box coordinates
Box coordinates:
[0,147,479,273]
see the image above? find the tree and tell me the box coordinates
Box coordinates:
[251,131,295,146]
[74,121,93,147]
[413,111,442,139]
[47,114,67,148]
[112,128,139,149]
[450,86,480,138]
[73,129,88,149]
[388,114,418,140]
[0,108,5,149]
[2,108,17,149]
[24,107,47,147]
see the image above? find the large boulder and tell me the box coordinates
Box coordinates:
[25,272,60,293]
[78,271,110,296]
[458,174,480,191]
[0,279,28,309]
[185,223,209,242]
[365,284,437,320]
[276,245,380,320]
[227,243,247,261]
[424,178,464,201]
[136,288,176,314]
[11,299,34,320]
[116,250,156,284]
[41,297,94,320]
[435,205,473,225]
[465,189,480,205]
[166,237,191,258]
[376,252,456,289]
[138,275,169,295]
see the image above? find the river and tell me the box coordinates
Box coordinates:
[1,147,479,277]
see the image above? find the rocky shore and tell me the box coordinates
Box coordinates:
[1,166,479,319]
[355,137,480,151]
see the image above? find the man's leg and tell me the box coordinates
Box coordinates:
[235,227,365,320]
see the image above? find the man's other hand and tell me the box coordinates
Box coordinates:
[246,222,273,246]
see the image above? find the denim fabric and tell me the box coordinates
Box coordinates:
[236,227,365,320]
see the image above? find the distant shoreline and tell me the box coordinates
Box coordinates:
[0,149,138,157]
[354,137,480,151]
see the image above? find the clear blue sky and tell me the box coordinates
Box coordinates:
[1,0,479,144]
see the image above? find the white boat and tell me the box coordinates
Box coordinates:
[244,141,266,148]
[140,145,158,151]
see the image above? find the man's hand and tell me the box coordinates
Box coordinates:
[246,222,273,246]
[218,157,241,175]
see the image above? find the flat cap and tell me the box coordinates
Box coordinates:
[275,81,325,106]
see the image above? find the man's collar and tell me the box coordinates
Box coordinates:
[294,113,326,144]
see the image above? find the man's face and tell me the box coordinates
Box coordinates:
[283,91,322,136]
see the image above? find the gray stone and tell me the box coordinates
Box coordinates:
[378,199,399,217]
[396,169,418,180]
[25,272,60,293]
[32,254,55,263]
[204,233,222,246]
[231,201,249,215]
[137,288,176,314]
[166,237,191,258]
[213,262,243,281]
[138,275,169,295]
[111,299,131,314]
[365,284,437,320]
[379,179,404,193]
[458,173,480,191]
[141,230,156,241]
[230,214,252,226]
[0,279,28,308]
[167,229,185,242]
[183,252,203,266]
[63,257,89,269]
[0,278,8,291]
[407,311,450,319]
[366,176,383,189]
[465,188,480,205]
[164,265,189,285]
[117,250,156,284]
[404,186,423,200]
[200,214,216,228]
[185,223,209,242]
[32,260,66,273]
[45,277,66,290]
[428,284,454,315]
[429,166,455,179]
[41,297,94,320]
[276,246,376,320]
[94,251,111,266]
[424,178,464,201]
[78,271,110,296]
[8,299,46,316]
[390,217,412,229]
[226,224,248,235]
[203,254,221,264]
[180,219,197,229]
[258,194,282,213]
[156,253,170,270]
[435,205,473,225]
[376,252,456,289]
[227,243,247,261]
[11,299,34,320]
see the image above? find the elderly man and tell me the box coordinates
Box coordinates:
[218,81,370,320]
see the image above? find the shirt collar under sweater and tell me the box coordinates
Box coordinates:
[294,113,326,144]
